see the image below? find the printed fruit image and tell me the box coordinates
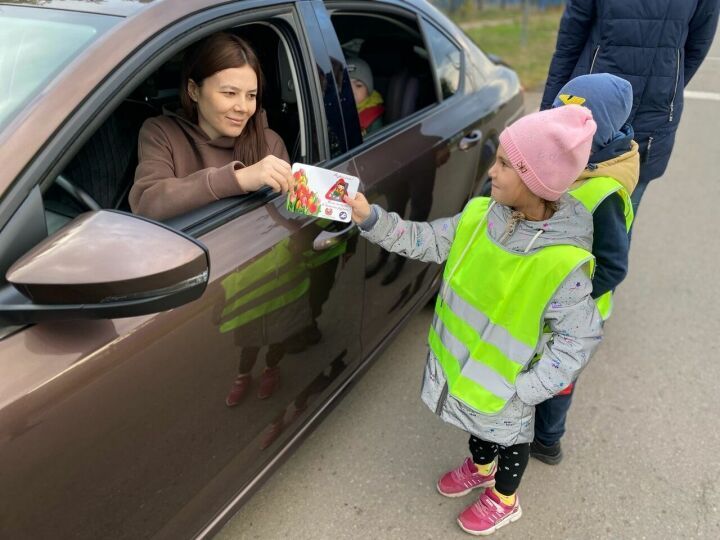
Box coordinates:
[288,168,321,216]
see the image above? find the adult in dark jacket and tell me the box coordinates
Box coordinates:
[532,74,638,466]
[540,0,720,211]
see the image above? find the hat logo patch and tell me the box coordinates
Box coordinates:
[517,161,529,173]
[559,94,587,106]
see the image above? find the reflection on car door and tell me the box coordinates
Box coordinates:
[0,190,364,539]
[0,28,364,540]
[317,4,486,354]
[355,108,483,353]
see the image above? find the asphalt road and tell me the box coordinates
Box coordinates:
[218,36,720,540]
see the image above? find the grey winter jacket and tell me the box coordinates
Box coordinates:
[360,196,604,445]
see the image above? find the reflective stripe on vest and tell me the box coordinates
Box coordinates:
[569,176,634,320]
[219,238,310,333]
[429,197,594,415]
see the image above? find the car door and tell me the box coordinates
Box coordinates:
[0,3,364,539]
[320,1,491,354]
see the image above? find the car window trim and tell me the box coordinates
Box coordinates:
[3,2,324,239]
[327,9,424,41]
[419,16,467,103]
[334,96,461,161]
[321,0,467,160]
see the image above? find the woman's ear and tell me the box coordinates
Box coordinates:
[187,79,200,103]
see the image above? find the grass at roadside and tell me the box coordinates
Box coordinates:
[461,8,563,91]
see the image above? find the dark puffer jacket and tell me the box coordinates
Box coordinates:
[541,0,720,183]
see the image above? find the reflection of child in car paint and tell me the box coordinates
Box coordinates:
[348,58,384,138]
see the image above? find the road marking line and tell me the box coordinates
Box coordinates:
[684,90,720,101]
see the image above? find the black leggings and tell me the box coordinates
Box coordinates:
[468,436,530,496]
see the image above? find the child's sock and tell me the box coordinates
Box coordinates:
[475,461,494,476]
[492,488,516,506]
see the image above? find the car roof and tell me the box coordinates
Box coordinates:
[0,0,437,18]
[0,0,158,17]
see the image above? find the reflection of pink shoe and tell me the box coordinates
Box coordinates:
[260,418,285,449]
[257,367,280,399]
[457,488,522,536]
[260,405,306,449]
[437,458,496,497]
[225,374,251,407]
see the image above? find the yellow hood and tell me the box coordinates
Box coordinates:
[573,140,640,194]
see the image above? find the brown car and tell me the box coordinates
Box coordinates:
[0,0,523,537]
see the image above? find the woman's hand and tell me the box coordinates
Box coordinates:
[235,155,292,194]
[343,192,371,224]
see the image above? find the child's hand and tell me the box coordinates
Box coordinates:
[343,192,371,224]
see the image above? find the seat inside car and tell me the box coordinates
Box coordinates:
[360,38,420,124]
[44,96,160,232]
[61,98,159,210]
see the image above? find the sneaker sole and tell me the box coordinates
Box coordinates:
[457,505,523,536]
[530,451,563,465]
[436,479,495,498]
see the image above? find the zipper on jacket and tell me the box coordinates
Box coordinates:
[589,46,600,73]
[646,136,654,161]
[435,383,449,415]
[670,48,680,122]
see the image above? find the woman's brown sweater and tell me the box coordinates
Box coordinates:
[130,110,289,220]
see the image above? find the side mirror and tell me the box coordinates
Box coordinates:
[0,211,209,325]
[486,52,512,69]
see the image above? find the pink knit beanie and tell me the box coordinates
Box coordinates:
[498,105,597,201]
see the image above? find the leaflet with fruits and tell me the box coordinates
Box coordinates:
[287,163,360,223]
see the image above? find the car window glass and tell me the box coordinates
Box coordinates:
[0,6,117,131]
[423,23,462,99]
[329,10,437,142]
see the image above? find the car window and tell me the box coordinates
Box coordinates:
[41,20,312,235]
[329,9,437,141]
[0,6,118,131]
[423,22,463,100]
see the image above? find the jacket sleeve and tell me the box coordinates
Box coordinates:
[130,118,245,221]
[590,194,629,298]
[359,204,462,264]
[540,0,596,110]
[515,266,603,406]
[684,0,720,85]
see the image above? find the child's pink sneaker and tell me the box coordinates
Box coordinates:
[257,367,280,399]
[457,488,522,536]
[437,457,496,497]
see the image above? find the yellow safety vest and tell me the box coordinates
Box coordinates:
[429,197,594,414]
[569,176,634,320]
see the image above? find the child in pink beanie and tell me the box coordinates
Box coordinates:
[343,105,602,536]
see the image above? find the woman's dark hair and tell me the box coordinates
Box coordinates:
[180,32,266,166]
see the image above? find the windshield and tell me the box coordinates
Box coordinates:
[0,5,118,129]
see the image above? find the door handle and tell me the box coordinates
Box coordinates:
[313,222,355,251]
[459,129,483,151]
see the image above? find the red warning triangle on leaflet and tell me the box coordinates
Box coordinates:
[325,178,349,201]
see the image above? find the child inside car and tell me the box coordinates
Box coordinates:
[347,57,384,138]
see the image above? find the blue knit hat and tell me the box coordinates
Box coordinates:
[552,74,633,154]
